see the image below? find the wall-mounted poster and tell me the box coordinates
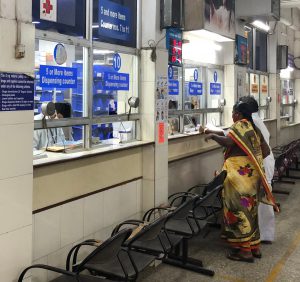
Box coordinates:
[204,0,235,39]
[235,35,247,65]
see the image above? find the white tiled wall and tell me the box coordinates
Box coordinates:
[0,11,35,282]
[32,180,142,282]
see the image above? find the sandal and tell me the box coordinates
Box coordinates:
[251,249,262,258]
[227,251,254,263]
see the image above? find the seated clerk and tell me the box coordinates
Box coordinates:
[33,102,69,151]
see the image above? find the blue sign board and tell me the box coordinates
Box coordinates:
[113,53,122,71]
[39,65,77,89]
[168,66,174,79]
[101,72,130,91]
[194,69,199,81]
[214,71,218,82]
[0,72,34,111]
[210,83,222,95]
[99,0,131,42]
[169,80,179,95]
[189,82,203,95]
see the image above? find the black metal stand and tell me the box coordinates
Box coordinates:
[162,239,214,277]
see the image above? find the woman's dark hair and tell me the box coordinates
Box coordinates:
[239,96,259,113]
[233,101,256,131]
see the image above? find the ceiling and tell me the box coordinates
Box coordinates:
[281,0,300,8]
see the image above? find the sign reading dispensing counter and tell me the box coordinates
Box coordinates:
[39,65,77,89]
[0,72,34,111]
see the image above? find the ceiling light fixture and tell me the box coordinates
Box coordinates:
[252,20,270,32]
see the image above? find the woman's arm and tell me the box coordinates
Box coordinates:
[199,126,225,136]
[205,134,235,148]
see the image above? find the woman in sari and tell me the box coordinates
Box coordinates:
[204,102,277,262]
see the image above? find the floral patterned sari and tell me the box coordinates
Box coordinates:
[222,119,277,251]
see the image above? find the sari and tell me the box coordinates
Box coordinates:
[222,119,277,251]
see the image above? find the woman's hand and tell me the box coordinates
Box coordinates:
[205,134,213,142]
[199,126,209,134]
[199,125,205,134]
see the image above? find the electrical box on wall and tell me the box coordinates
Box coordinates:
[160,0,184,29]
[236,0,280,21]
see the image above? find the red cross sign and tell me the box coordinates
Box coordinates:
[43,0,53,14]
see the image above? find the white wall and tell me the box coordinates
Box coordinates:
[32,180,142,282]
[0,0,34,281]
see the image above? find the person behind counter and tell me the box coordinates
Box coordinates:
[204,101,277,262]
[33,102,69,151]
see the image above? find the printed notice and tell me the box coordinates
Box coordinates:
[210,83,222,95]
[0,72,34,111]
[99,0,131,41]
[168,80,179,95]
[39,65,77,89]
[189,82,203,95]
[158,122,165,144]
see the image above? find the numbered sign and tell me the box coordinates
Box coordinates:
[113,53,122,71]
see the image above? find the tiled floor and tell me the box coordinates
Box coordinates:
[139,176,300,282]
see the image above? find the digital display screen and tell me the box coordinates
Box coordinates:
[166,28,183,66]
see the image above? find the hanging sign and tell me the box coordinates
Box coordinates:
[0,73,34,111]
[39,65,77,88]
[99,0,131,42]
[210,71,221,95]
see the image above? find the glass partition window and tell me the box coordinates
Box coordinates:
[168,66,183,110]
[183,67,205,110]
[92,50,138,116]
[33,125,84,153]
[248,72,270,119]
[183,114,202,133]
[34,40,85,118]
[280,79,295,124]
[168,116,180,135]
[92,121,136,143]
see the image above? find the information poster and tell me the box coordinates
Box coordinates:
[156,76,168,144]
[0,72,34,111]
[250,73,259,102]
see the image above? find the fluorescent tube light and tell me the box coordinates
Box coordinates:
[93,50,114,55]
[252,20,270,32]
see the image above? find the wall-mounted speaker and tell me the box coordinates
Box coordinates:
[277,45,288,70]
[160,0,184,30]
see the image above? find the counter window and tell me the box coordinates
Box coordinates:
[34,40,86,118]
[92,50,138,117]
[248,72,270,119]
[92,121,136,145]
[33,125,84,152]
[168,66,183,110]
[183,67,205,110]
[280,79,295,125]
